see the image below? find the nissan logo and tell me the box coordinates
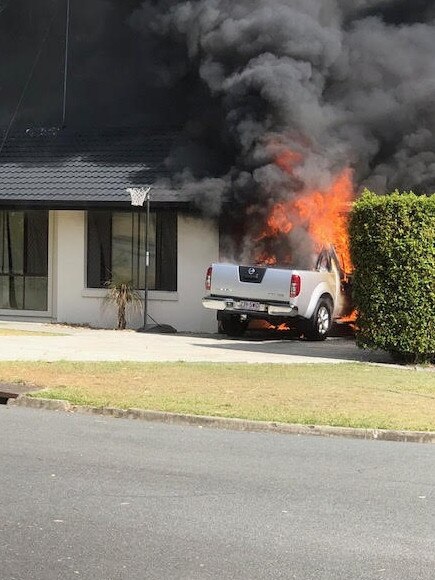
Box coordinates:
[248,267,256,275]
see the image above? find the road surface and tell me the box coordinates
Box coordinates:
[1,406,433,579]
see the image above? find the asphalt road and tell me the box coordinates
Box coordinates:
[1,407,434,580]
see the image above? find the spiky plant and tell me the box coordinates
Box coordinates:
[104,280,142,330]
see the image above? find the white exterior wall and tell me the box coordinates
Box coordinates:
[52,210,218,332]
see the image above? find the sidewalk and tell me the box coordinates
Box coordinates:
[0,321,393,365]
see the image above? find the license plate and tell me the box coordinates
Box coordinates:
[235,300,262,311]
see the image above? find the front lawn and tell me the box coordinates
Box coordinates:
[1,361,434,431]
[0,329,63,337]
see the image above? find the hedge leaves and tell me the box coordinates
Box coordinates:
[350,190,435,363]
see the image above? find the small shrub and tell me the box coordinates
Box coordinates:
[104,280,142,330]
[350,190,435,363]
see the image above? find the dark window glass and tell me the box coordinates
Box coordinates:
[0,210,49,311]
[87,211,111,288]
[156,211,177,292]
[0,211,24,275]
[87,210,177,291]
[26,211,49,275]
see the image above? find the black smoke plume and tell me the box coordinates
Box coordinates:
[127,0,435,262]
[129,1,435,194]
[1,1,435,263]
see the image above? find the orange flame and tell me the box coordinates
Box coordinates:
[275,149,303,173]
[338,309,357,324]
[249,320,291,332]
[255,146,354,273]
[259,202,294,239]
[256,253,278,266]
[294,169,354,272]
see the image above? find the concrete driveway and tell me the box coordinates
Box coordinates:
[0,321,393,364]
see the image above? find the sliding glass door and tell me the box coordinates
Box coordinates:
[0,210,49,311]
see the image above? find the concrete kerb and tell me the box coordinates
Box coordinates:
[7,395,435,444]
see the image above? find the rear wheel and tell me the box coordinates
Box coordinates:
[303,299,332,341]
[218,315,249,337]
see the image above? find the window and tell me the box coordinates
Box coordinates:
[315,250,331,272]
[0,210,49,311]
[87,210,177,291]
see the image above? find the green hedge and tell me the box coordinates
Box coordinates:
[350,190,435,363]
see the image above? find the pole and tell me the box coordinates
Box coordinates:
[143,190,150,328]
[127,186,175,334]
[62,0,71,127]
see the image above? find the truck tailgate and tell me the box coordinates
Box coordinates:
[210,264,291,303]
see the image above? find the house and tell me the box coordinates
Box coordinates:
[0,127,218,332]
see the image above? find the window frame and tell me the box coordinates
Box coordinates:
[86,209,178,292]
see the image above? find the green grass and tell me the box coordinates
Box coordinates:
[0,361,434,431]
[0,329,65,337]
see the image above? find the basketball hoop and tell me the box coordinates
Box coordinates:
[123,185,176,333]
[127,186,151,207]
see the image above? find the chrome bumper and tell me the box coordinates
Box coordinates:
[202,297,298,316]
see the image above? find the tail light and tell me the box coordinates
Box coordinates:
[205,266,212,291]
[290,274,301,298]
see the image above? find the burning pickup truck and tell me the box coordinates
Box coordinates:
[202,247,352,340]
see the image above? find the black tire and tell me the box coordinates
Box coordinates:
[303,299,333,341]
[219,316,249,338]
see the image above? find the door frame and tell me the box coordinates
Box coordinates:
[0,209,54,319]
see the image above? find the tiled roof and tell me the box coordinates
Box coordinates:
[0,128,189,206]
